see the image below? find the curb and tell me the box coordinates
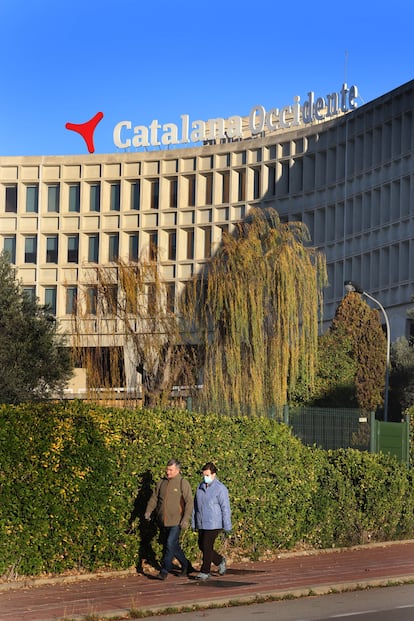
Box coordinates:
[49,573,414,621]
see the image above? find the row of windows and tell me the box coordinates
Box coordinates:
[8,143,408,220]
[23,281,176,317]
[5,182,116,214]
[23,285,58,315]
[25,234,413,319]
[346,113,414,173]
[6,145,408,219]
[1,168,260,214]
[2,226,222,265]
[324,238,413,303]
[297,174,413,246]
[3,233,120,264]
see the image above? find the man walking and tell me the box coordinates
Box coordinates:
[145,458,194,579]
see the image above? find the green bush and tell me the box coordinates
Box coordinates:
[0,401,413,578]
[320,449,414,546]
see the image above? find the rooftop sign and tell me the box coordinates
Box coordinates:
[113,83,358,150]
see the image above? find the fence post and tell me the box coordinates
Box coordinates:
[186,396,193,412]
[283,404,289,425]
[370,411,376,454]
[405,412,410,468]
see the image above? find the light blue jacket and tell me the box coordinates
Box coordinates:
[192,478,232,531]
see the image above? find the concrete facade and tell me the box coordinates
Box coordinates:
[1,79,413,391]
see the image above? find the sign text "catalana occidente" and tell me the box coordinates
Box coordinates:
[113,83,358,150]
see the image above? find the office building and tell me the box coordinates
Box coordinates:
[1,79,413,393]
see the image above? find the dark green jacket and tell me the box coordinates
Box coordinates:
[146,474,193,527]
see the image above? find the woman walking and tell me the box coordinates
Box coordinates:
[192,462,232,580]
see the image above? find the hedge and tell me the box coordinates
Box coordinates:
[0,401,413,578]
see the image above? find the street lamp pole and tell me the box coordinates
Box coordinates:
[344,281,390,422]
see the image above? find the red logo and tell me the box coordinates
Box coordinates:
[65,111,104,153]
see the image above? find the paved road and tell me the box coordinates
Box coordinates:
[153,583,414,621]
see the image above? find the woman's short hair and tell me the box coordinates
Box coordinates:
[201,461,217,474]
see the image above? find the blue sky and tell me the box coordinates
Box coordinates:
[1,0,413,157]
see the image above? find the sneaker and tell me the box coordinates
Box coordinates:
[156,571,168,580]
[218,557,227,575]
[195,572,210,580]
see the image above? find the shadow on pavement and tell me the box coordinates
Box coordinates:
[190,578,257,588]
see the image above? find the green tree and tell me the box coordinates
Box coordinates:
[297,328,358,407]
[181,208,327,413]
[310,291,387,412]
[386,302,414,419]
[73,259,196,407]
[0,253,72,403]
[74,209,326,411]
[389,337,414,418]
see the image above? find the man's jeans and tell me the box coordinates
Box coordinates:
[160,525,187,574]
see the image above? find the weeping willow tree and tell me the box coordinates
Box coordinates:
[181,208,327,415]
[73,258,197,407]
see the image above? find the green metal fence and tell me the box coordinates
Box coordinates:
[186,400,370,450]
[185,400,409,463]
[286,407,410,464]
[284,406,370,451]
[370,412,410,467]
[185,398,286,420]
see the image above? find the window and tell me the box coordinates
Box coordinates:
[169,177,178,208]
[186,228,194,260]
[187,175,196,206]
[25,236,37,263]
[88,234,99,263]
[110,182,120,211]
[45,286,57,315]
[149,231,158,260]
[150,179,159,209]
[205,173,213,205]
[103,284,117,315]
[220,224,229,239]
[126,284,137,314]
[90,183,100,212]
[26,185,39,213]
[69,184,80,212]
[131,181,140,210]
[67,234,79,263]
[46,235,58,263]
[168,230,176,261]
[238,169,246,201]
[86,286,97,315]
[166,282,175,313]
[23,286,36,302]
[221,172,230,203]
[147,282,157,314]
[3,236,16,263]
[268,165,276,196]
[47,184,60,212]
[129,233,139,261]
[253,168,261,199]
[279,161,290,194]
[5,185,17,213]
[204,227,212,258]
[108,233,119,262]
[66,286,78,314]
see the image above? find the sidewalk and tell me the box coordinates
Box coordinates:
[2,540,414,621]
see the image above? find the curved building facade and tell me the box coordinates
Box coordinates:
[1,79,413,392]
